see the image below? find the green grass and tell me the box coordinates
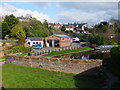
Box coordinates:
[43,47,92,57]
[0,56,5,59]
[2,64,100,88]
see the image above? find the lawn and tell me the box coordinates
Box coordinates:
[43,47,92,57]
[2,64,100,88]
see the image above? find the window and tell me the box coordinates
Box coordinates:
[28,42,30,45]
[33,42,35,44]
[36,42,38,44]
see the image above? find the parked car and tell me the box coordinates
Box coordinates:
[32,44,42,49]
[73,37,80,43]
[81,43,87,47]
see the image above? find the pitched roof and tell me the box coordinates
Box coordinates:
[27,37,44,41]
[64,23,87,28]
[53,34,70,38]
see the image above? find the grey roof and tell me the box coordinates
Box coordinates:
[53,34,70,38]
[27,37,44,41]
[64,23,87,28]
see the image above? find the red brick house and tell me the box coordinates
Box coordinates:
[45,34,72,48]
[103,33,116,38]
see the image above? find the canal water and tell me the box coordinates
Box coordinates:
[53,50,111,60]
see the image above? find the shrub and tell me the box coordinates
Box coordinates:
[9,45,31,54]
[89,35,104,45]
[110,47,120,59]
[109,47,120,77]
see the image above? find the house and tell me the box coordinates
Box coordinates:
[17,15,32,21]
[103,33,116,38]
[45,34,72,48]
[26,37,44,47]
[64,22,88,33]
[65,25,75,31]
[48,23,62,29]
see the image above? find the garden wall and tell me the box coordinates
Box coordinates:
[5,55,102,74]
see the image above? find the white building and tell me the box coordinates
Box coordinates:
[81,23,88,31]
[66,27,74,31]
[26,37,44,47]
[64,23,88,33]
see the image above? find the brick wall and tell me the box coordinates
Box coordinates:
[5,55,102,75]
[60,40,71,48]
[0,51,4,57]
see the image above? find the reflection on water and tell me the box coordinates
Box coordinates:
[53,50,111,60]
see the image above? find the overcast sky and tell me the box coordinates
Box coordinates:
[0,2,119,25]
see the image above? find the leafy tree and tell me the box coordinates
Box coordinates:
[61,25,66,31]
[21,18,62,38]
[109,47,120,77]
[101,25,108,33]
[11,24,26,44]
[4,14,19,30]
[0,22,2,39]
[2,14,19,38]
[49,26,52,30]
[89,35,104,45]
[2,22,10,39]
[43,20,48,28]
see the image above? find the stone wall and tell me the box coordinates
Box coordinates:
[5,55,102,74]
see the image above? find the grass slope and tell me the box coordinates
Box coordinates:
[3,64,99,88]
[43,47,92,57]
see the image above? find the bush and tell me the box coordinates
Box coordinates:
[9,45,31,54]
[89,35,104,45]
[109,47,120,77]
[110,47,120,59]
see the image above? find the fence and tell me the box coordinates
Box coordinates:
[98,45,118,50]
[33,44,82,56]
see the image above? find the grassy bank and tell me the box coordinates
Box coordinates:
[2,64,100,88]
[43,47,92,57]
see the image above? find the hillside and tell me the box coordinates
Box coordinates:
[20,18,63,38]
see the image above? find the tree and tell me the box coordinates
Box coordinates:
[61,25,66,31]
[89,35,104,45]
[110,18,120,44]
[0,22,2,39]
[43,20,48,28]
[2,22,10,39]
[4,14,19,30]
[11,24,26,44]
[2,14,19,38]
[101,25,108,33]
[109,47,120,77]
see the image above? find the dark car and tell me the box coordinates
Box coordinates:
[81,44,87,47]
